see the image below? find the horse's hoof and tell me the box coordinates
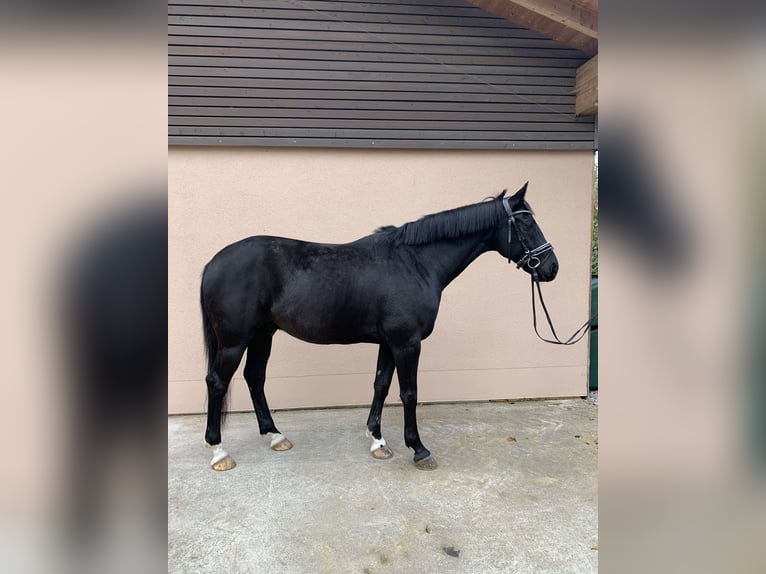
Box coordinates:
[414,455,438,471]
[271,437,293,452]
[267,432,293,452]
[212,455,237,471]
[207,443,235,471]
[371,445,394,459]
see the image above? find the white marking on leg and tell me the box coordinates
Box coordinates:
[371,436,387,452]
[366,428,387,452]
[206,442,229,466]
[267,432,287,448]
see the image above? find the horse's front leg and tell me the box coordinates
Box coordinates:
[393,341,438,470]
[365,344,395,459]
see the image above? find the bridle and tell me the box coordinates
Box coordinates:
[501,197,554,269]
[501,196,596,346]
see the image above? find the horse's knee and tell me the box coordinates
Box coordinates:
[206,374,228,399]
[399,388,417,404]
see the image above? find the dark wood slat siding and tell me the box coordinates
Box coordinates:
[168,0,595,150]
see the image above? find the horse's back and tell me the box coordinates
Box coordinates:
[201,235,382,342]
[202,234,375,289]
[201,234,439,345]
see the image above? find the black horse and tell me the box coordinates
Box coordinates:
[200,183,558,471]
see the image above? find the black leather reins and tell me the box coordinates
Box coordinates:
[502,197,597,346]
[529,272,596,346]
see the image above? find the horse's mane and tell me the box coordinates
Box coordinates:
[376,191,508,246]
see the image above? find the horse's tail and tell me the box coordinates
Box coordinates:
[200,269,229,418]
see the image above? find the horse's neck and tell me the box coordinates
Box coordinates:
[414,231,491,290]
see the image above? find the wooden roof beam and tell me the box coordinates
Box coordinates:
[575,55,598,116]
[466,0,598,55]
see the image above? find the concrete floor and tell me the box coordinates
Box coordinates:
[169,398,598,574]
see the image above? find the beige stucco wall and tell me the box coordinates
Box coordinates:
[169,147,594,414]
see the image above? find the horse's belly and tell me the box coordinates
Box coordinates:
[270,299,378,345]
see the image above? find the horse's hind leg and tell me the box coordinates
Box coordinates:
[365,344,395,459]
[205,344,246,471]
[244,331,293,452]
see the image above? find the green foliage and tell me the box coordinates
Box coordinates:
[591,164,598,276]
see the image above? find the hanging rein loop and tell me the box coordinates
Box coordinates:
[501,197,596,346]
[529,273,595,346]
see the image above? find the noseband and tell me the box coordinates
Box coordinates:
[501,197,554,268]
[501,196,595,346]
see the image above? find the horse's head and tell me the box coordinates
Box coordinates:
[494,183,559,282]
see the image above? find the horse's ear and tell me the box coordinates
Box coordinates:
[499,188,507,198]
[511,181,528,202]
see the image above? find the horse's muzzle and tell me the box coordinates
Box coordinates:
[532,256,558,282]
